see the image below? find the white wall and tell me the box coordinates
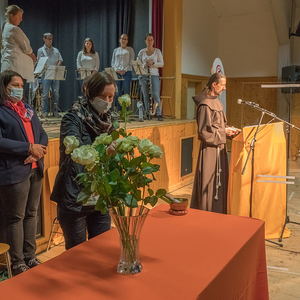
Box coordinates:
[182,0,219,76]
[182,0,279,77]
[219,12,278,77]
[292,6,300,65]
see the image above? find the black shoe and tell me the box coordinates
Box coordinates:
[12,264,30,276]
[26,257,41,268]
[157,116,163,121]
[139,118,144,122]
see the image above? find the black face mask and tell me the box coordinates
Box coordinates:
[90,97,112,114]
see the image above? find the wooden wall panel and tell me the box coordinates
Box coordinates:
[291,93,300,160]
[226,77,278,129]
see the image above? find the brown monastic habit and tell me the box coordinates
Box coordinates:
[190,89,228,214]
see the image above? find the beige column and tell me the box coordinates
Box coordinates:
[162,0,182,119]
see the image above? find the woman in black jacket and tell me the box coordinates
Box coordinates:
[51,72,115,250]
[0,70,48,276]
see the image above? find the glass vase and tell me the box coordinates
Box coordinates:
[110,206,149,274]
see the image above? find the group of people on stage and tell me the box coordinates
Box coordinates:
[0,4,241,278]
[0,5,165,121]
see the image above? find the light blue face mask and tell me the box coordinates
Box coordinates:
[9,87,24,102]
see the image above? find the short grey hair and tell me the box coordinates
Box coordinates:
[43,33,53,39]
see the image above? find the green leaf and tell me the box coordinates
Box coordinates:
[149,195,158,206]
[111,130,120,140]
[124,194,138,207]
[144,195,158,206]
[109,169,120,182]
[148,188,154,196]
[95,199,108,214]
[77,191,90,203]
[91,180,97,193]
[119,128,127,137]
[129,156,143,168]
[112,120,119,129]
[156,189,166,198]
[142,166,154,174]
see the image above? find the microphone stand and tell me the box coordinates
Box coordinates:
[240,101,300,246]
[241,111,265,218]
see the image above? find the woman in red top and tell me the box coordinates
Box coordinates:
[0,70,48,276]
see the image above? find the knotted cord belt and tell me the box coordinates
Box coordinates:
[214,146,222,200]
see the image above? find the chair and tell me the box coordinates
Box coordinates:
[0,243,12,278]
[46,166,63,251]
[160,76,175,118]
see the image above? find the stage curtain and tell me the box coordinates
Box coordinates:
[152,0,163,51]
[227,122,290,239]
[8,0,134,111]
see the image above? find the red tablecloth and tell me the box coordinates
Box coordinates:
[0,206,269,300]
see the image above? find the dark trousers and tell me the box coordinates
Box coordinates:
[0,169,42,265]
[57,206,111,250]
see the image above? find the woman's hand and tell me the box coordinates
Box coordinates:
[24,155,38,165]
[28,52,37,63]
[29,144,47,159]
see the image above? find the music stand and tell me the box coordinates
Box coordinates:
[132,60,147,76]
[43,66,66,116]
[104,67,120,81]
[132,61,150,120]
[34,57,48,77]
[75,68,93,80]
[44,65,67,81]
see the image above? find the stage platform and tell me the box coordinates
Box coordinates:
[41,116,196,139]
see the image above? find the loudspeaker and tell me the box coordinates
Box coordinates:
[281,65,300,93]
[181,137,193,177]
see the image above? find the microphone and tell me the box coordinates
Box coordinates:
[237,99,259,107]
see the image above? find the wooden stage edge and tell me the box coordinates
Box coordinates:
[37,118,199,252]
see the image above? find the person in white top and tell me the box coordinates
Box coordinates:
[137,33,164,121]
[1,5,36,84]
[37,33,63,118]
[111,33,135,111]
[77,38,100,76]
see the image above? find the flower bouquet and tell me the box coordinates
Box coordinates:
[64,94,171,274]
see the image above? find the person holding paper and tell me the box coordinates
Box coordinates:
[190,72,240,214]
[111,33,135,111]
[137,33,164,121]
[76,37,100,75]
[1,5,36,84]
[37,33,63,118]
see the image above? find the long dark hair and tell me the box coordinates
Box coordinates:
[206,72,226,91]
[0,70,24,105]
[82,37,95,54]
[85,72,115,100]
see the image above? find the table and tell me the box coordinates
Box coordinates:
[0,206,269,300]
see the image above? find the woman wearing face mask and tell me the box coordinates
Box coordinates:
[111,33,135,111]
[51,72,115,250]
[0,70,48,276]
